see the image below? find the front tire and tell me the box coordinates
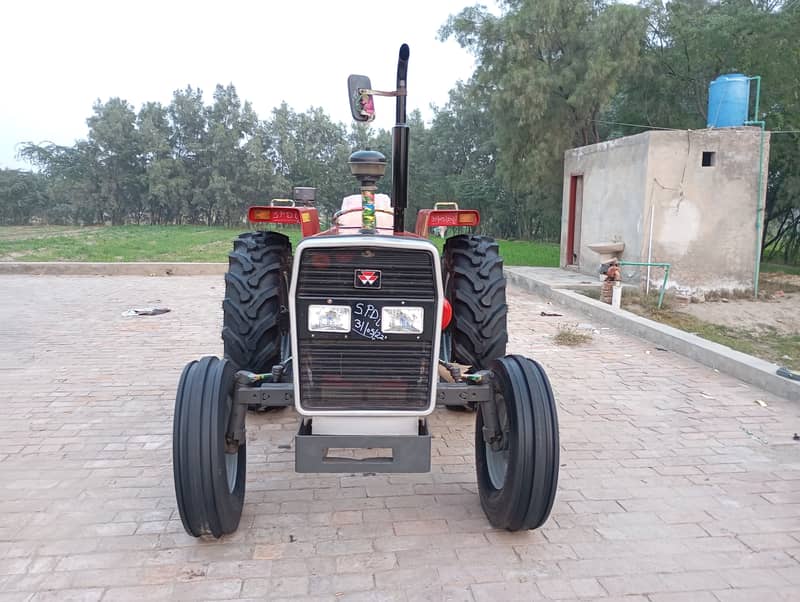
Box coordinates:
[173,356,246,538]
[476,355,559,531]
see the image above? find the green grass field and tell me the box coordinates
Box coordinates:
[0,225,560,267]
[762,262,800,276]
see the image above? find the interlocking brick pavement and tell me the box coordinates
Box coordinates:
[0,274,798,601]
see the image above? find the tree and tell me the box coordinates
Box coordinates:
[442,0,648,238]
[266,103,354,221]
[0,169,49,224]
[17,141,100,224]
[612,0,800,260]
[138,102,176,224]
[168,86,209,224]
[86,98,145,224]
[427,81,507,234]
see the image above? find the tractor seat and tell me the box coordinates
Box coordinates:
[337,193,394,231]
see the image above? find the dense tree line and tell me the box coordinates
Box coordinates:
[1,1,798,259]
[11,87,370,227]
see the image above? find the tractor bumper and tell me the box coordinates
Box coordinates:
[295,419,432,473]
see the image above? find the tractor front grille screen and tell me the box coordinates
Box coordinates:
[298,339,433,411]
[295,244,438,412]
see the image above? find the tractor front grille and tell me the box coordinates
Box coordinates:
[298,339,433,411]
[293,243,439,413]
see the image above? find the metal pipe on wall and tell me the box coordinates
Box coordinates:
[745,74,764,299]
[646,200,655,296]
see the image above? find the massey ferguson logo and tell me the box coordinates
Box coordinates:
[354,269,381,288]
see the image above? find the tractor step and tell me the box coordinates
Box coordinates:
[295,420,431,473]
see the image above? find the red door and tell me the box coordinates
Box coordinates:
[566,175,583,266]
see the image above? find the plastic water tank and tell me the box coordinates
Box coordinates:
[707,74,750,127]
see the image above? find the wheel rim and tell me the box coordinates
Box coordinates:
[224,392,238,494]
[484,393,509,490]
[225,451,238,494]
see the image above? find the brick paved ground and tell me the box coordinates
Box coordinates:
[0,274,798,601]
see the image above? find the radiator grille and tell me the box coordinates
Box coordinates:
[295,244,438,412]
[297,247,436,299]
[299,340,433,411]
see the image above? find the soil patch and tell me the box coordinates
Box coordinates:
[579,272,800,371]
[676,294,800,337]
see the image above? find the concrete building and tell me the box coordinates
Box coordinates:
[560,127,770,293]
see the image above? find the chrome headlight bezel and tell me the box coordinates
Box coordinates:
[307,304,352,333]
[380,306,424,334]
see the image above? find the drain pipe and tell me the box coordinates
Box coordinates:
[645,203,655,296]
[744,75,764,299]
[744,119,765,299]
[618,261,671,309]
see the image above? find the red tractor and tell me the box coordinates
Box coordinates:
[173,44,559,537]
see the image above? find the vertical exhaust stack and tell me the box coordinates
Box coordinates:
[392,44,410,233]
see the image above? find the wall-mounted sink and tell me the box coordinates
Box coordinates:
[587,241,625,255]
[588,241,625,263]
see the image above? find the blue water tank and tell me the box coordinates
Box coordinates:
[707,74,750,127]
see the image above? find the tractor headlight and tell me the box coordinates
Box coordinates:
[381,306,424,334]
[308,304,351,333]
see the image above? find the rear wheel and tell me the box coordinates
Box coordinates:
[476,355,559,531]
[443,235,508,409]
[222,231,291,410]
[173,356,246,538]
[222,231,291,373]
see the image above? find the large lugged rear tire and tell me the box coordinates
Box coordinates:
[443,235,508,370]
[476,355,559,531]
[222,231,291,374]
[173,356,246,538]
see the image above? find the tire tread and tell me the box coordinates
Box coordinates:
[475,355,559,531]
[222,231,290,373]
[444,235,508,370]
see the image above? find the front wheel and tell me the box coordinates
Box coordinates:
[173,356,246,538]
[476,355,559,531]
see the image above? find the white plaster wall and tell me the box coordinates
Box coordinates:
[644,128,769,292]
[560,133,649,275]
[561,127,770,293]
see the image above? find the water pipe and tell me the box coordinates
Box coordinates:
[745,74,764,298]
[618,261,671,309]
[645,203,655,295]
[751,75,761,124]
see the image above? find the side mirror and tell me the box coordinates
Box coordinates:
[347,75,375,122]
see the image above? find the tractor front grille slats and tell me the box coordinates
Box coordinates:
[299,340,432,411]
[295,244,438,412]
[297,247,436,299]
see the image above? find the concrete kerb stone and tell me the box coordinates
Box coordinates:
[505,267,800,402]
[0,261,227,276]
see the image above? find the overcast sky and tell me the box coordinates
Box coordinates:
[1,0,485,170]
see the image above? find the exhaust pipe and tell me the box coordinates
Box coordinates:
[392,44,410,233]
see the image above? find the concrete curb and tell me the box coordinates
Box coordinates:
[506,267,800,402]
[0,262,227,276]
